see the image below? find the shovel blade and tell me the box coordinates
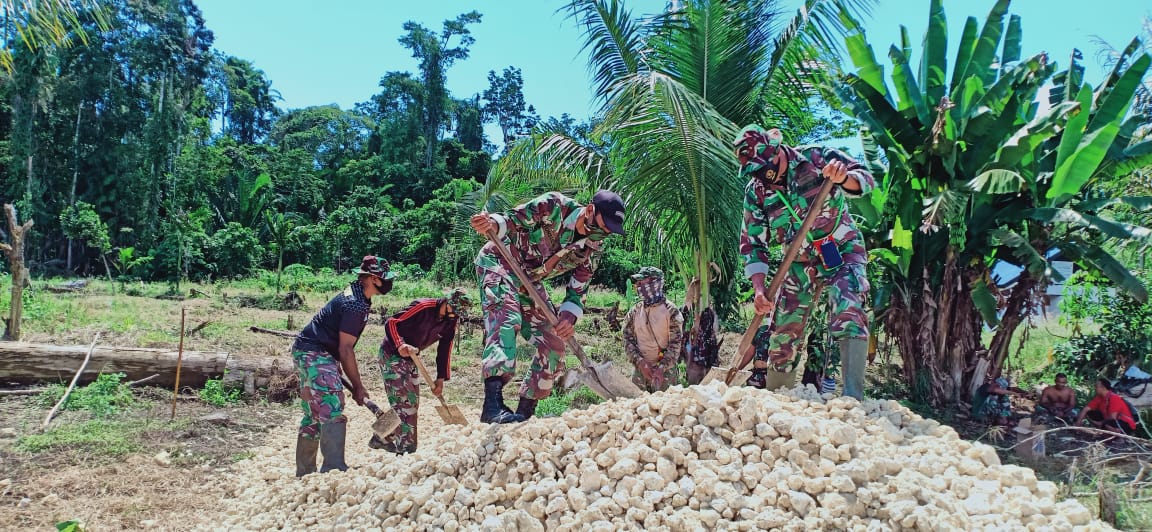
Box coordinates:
[435,404,469,425]
[563,362,642,400]
[372,408,401,437]
[701,366,751,386]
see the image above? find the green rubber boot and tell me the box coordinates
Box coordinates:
[764,366,797,391]
[295,435,319,478]
[318,422,349,473]
[841,338,868,400]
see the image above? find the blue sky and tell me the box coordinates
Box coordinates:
[197,0,1152,139]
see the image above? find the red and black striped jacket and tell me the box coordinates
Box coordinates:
[381,298,457,380]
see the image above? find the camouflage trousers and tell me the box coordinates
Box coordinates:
[378,347,419,453]
[632,358,680,393]
[478,268,566,401]
[753,259,869,368]
[292,349,346,440]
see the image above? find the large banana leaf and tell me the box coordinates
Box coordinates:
[990,228,1047,276]
[1015,207,1152,243]
[1062,241,1149,302]
[965,0,1010,86]
[1054,85,1093,174]
[1000,14,1021,67]
[1047,123,1122,202]
[1076,196,1152,213]
[919,0,948,107]
[970,277,1001,327]
[1085,53,1151,136]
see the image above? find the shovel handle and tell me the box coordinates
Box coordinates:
[483,228,595,368]
[407,352,451,407]
[340,375,382,416]
[731,179,837,377]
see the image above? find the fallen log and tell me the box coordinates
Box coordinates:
[0,341,292,389]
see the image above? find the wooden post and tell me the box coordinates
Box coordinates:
[1,204,34,341]
[170,307,186,421]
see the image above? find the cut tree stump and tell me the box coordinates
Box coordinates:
[1,204,33,341]
[0,342,291,389]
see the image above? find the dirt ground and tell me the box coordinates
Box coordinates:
[0,391,296,530]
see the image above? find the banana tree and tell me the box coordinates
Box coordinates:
[484,0,873,370]
[834,0,1152,404]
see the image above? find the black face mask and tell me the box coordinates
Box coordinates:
[378,278,393,295]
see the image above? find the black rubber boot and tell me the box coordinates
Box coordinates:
[367,434,385,450]
[318,422,349,473]
[295,435,319,478]
[480,377,524,424]
[515,397,539,420]
[746,368,768,389]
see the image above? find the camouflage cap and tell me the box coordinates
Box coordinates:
[631,266,664,282]
[446,288,474,311]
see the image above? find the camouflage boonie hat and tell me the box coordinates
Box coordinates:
[631,266,664,282]
[446,288,474,312]
[733,124,784,177]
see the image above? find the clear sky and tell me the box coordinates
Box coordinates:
[196,0,1152,132]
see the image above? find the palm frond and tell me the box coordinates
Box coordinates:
[563,0,651,103]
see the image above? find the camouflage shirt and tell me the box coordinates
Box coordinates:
[476,192,609,319]
[740,145,875,278]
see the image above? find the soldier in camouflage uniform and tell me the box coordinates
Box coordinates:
[734,125,874,400]
[292,256,395,477]
[623,267,684,393]
[370,289,473,454]
[470,190,626,423]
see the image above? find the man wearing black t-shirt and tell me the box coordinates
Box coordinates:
[292,256,395,477]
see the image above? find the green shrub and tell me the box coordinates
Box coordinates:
[35,373,135,417]
[200,378,242,407]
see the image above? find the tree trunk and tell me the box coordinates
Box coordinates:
[1,204,34,341]
[68,100,85,272]
[0,342,293,389]
[989,274,1038,379]
[888,262,985,405]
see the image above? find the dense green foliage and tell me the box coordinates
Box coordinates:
[0,2,566,285]
[1056,270,1152,381]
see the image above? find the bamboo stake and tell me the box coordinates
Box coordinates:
[42,333,100,429]
[170,307,186,421]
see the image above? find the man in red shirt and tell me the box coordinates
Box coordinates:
[369,289,473,454]
[1075,378,1137,434]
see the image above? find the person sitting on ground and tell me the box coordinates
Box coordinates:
[622,267,684,393]
[369,288,473,454]
[1075,378,1137,434]
[972,376,1022,426]
[1036,373,1078,423]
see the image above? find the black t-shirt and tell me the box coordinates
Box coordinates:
[293,282,372,357]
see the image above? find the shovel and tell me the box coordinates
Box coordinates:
[484,229,642,400]
[703,179,836,387]
[340,376,401,438]
[408,353,469,425]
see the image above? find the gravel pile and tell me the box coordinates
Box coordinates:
[207,382,1108,531]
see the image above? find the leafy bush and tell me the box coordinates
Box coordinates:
[199,378,242,407]
[35,373,135,417]
[207,222,265,278]
[592,240,643,293]
[1055,270,1152,380]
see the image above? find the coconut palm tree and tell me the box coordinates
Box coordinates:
[482,0,873,367]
